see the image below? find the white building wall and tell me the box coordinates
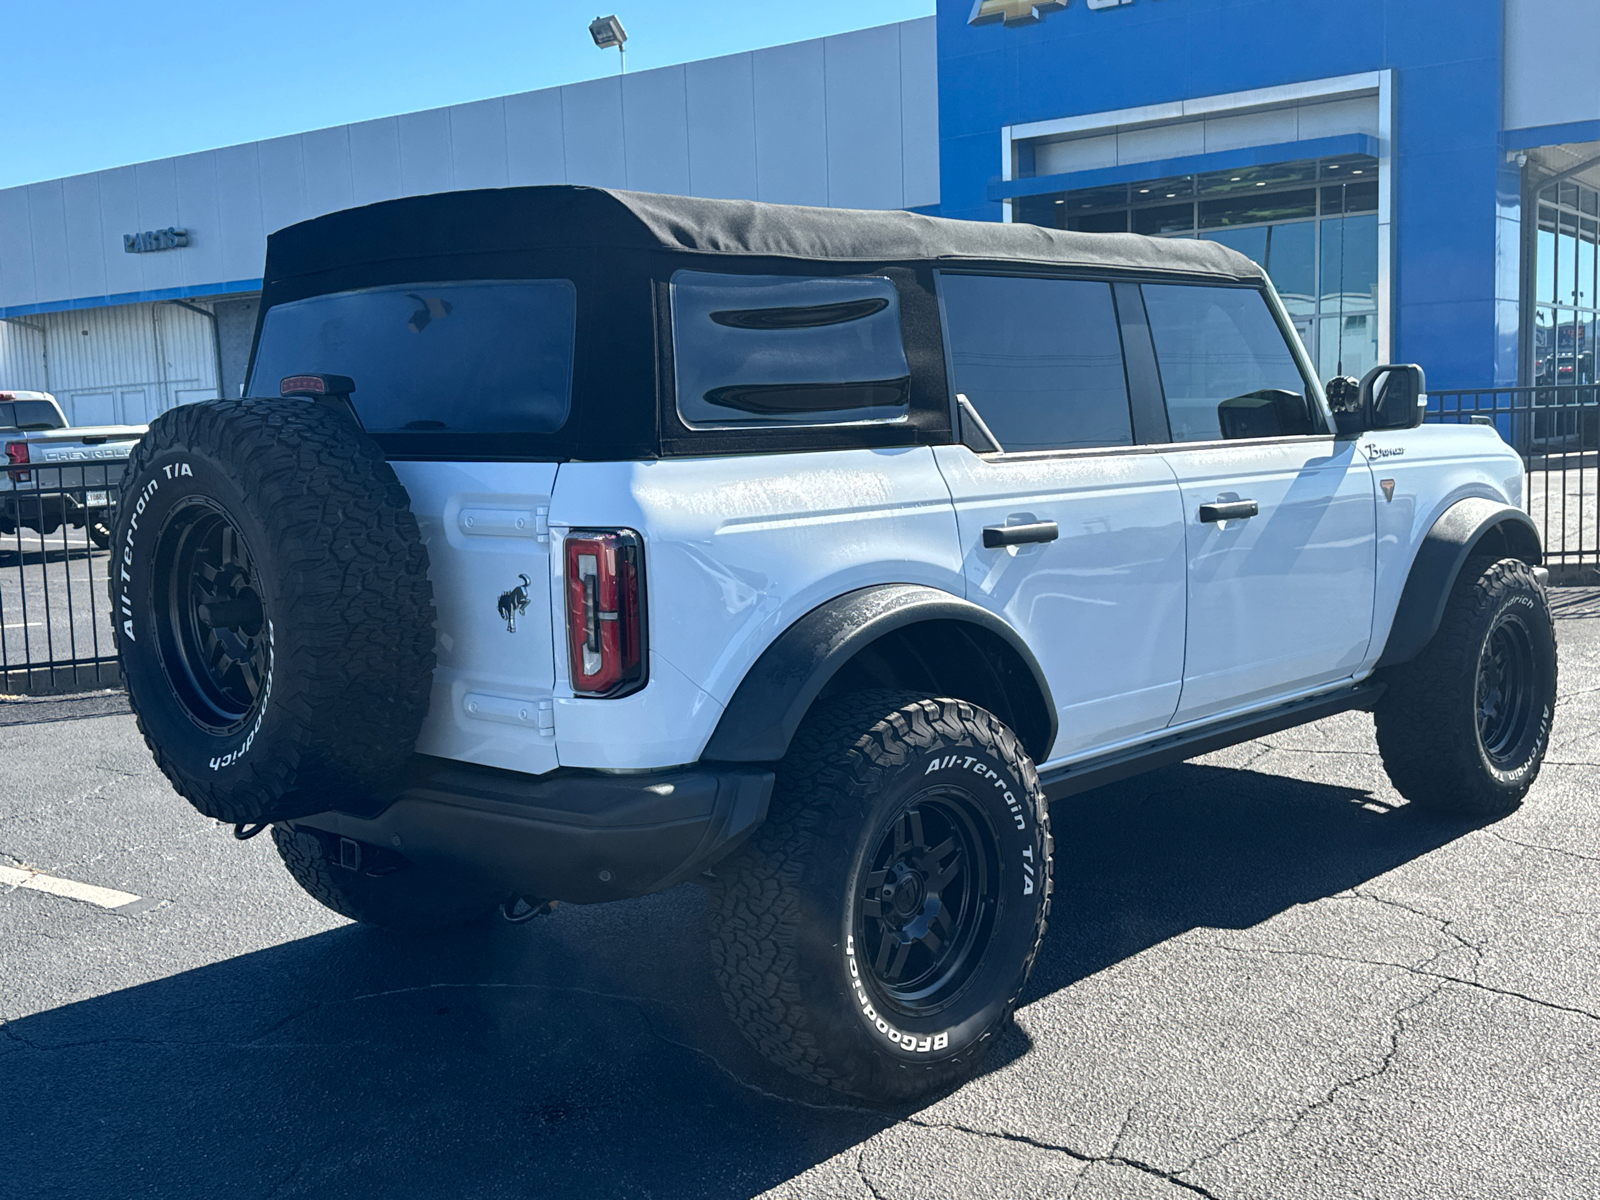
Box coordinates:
[1504,0,1600,134]
[0,303,216,424]
[0,319,48,392]
[0,18,939,318]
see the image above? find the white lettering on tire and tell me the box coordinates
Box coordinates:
[922,752,1027,830]
[845,935,950,1054]
[209,622,275,772]
[118,476,162,642]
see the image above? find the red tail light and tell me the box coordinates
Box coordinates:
[564,529,647,697]
[4,440,29,483]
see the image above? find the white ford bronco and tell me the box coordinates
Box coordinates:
[113,187,1557,1102]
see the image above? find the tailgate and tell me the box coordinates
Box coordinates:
[393,461,561,776]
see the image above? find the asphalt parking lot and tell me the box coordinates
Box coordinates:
[3,593,1598,1200]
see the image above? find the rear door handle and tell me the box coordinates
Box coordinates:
[1198,500,1259,523]
[983,521,1059,548]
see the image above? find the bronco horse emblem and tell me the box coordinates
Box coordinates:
[497,574,532,633]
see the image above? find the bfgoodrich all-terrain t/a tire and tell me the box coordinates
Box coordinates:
[1376,556,1558,818]
[709,692,1052,1103]
[111,400,436,826]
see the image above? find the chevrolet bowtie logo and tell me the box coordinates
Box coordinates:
[970,0,1140,25]
[969,0,1067,25]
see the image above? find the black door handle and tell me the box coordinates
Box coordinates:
[983,521,1059,548]
[1199,500,1259,523]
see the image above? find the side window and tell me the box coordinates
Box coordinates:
[1141,284,1317,442]
[938,274,1133,453]
[671,271,911,429]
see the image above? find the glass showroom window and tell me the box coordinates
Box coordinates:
[1014,155,1380,380]
[1532,180,1600,388]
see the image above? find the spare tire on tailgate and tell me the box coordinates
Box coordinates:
[111,399,435,825]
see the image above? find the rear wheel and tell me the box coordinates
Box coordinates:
[88,519,111,550]
[1376,556,1557,817]
[271,824,506,932]
[709,692,1052,1102]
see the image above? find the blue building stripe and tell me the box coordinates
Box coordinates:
[1504,120,1600,153]
[989,134,1380,203]
[0,279,263,320]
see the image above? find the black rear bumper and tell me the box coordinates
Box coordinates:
[293,757,773,904]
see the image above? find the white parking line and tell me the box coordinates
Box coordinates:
[0,863,151,913]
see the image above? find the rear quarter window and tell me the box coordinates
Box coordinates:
[247,280,576,434]
[671,271,912,429]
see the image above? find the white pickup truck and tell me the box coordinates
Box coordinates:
[1,391,147,547]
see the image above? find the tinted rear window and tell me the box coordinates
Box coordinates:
[248,280,576,434]
[0,400,65,431]
[671,271,911,429]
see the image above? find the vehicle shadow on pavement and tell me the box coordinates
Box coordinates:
[1,761,1477,1200]
[0,543,100,569]
[1028,761,1475,1002]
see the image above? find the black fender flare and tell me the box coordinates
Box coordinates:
[1376,497,1542,668]
[701,584,1057,764]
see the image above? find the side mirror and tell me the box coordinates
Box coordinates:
[1360,364,1427,430]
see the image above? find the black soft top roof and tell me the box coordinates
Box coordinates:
[260,185,1265,285]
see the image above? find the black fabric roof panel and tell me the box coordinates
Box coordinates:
[260,185,1266,285]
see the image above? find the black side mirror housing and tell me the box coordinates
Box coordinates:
[1360,364,1427,430]
[1324,375,1363,435]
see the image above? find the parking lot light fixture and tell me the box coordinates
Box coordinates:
[589,15,627,73]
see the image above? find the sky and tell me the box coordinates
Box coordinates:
[1,0,935,191]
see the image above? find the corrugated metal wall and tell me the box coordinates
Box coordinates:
[2,302,217,425]
[0,318,49,392]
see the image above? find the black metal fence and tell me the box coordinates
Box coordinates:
[1428,384,1599,575]
[1,462,124,695]
[0,389,1595,697]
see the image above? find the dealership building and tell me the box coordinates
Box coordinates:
[1,0,1597,425]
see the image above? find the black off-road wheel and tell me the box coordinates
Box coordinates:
[111,399,436,825]
[709,692,1052,1103]
[272,825,506,933]
[1376,556,1558,818]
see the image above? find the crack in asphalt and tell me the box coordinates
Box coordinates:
[1174,978,1445,1185]
[1204,943,1600,1023]
[1485,828,1600,865]
[1352,889,1487,980]
[855,1149,890,1200]
[905,1118,1221,1199]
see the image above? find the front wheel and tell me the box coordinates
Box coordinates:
[709,693,1052,1102]
[1376,556,1558,817]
